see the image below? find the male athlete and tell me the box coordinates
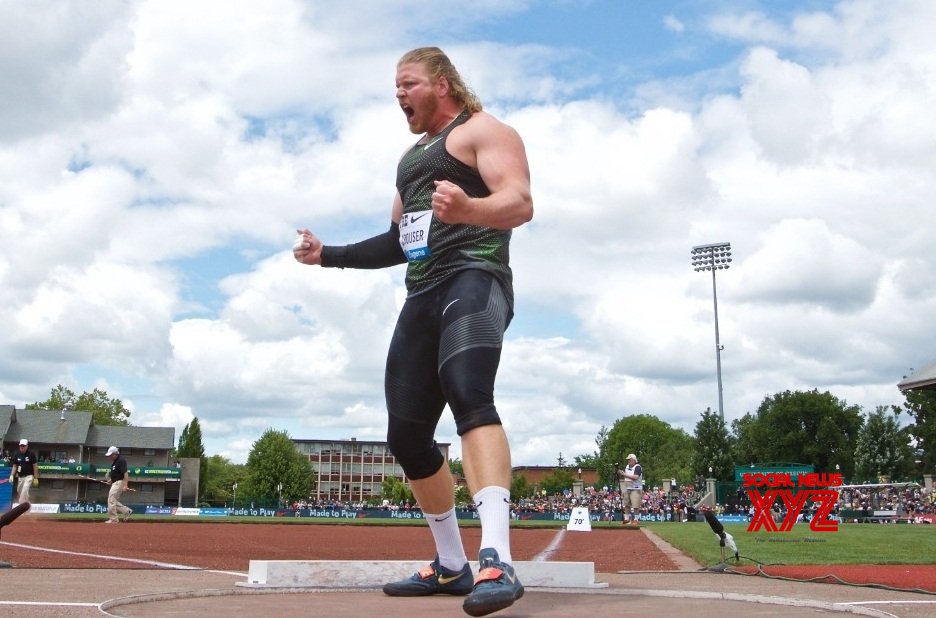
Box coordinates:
[294,47,533,616]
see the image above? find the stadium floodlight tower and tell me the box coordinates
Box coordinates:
[691,241,732,423]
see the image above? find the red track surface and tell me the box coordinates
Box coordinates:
[0,518,674,572]
[2,518,934,593]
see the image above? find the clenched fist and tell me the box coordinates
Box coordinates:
[293,228,324,265]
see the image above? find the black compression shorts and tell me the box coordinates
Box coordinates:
[384,269,513,479]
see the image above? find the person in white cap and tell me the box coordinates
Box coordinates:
[103,446,132,523]
[10,439,39,506]
[618,453,643,527]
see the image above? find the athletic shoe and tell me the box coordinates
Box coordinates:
[121,510,131,522]
[104,519,118,524]
[382,556,473,597]
[462,548,524,617]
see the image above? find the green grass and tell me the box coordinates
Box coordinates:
[645,522,936,567]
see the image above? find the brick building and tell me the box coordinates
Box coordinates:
[293,437,452,503]
[511,465,600,488]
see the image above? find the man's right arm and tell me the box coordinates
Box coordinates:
[293,195,405,269]
[320,221,405,269]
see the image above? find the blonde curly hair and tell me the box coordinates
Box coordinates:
[398,47,482,114]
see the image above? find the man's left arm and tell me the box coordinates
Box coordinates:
[431,113,533,229]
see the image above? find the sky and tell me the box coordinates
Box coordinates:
[2,0,934,467]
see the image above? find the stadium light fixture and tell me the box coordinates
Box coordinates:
[691,242,732,423]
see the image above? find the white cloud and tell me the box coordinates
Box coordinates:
[0,0,133,139]
[137,402,194,431]
[663,15,686,33]
[2,0,934,466]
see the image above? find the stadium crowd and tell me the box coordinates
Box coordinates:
[835,484,936,523]
[289,484,706,522]
[289,481,935,525]
[512,484,703,522]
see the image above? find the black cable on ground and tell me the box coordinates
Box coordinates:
[719,561,936,596]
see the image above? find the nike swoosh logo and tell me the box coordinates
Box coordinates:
[410,212,429,223]
[434,513,452,522]
[424,137,443,150]
[437,573,464,585]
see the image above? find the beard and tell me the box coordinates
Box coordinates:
[408,94,440,135]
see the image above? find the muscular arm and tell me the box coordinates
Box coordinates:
[319,221,405,269]
[294,194,406,268]
[431,112,533,229]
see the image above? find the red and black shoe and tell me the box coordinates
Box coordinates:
[462,548,524,616]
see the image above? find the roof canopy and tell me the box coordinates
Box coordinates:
[897,358,936,392]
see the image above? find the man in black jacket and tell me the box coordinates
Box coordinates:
[10,439,39,506]
[104,446,132,524]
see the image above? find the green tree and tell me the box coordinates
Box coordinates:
[510,473,531,501]
[597,423,620,479]
[902,387,936,473]
[27,384,130,425]
[454,484,472,507]
[729,412,761,467]
[175,418,208,503]
[382,476,415,504]
[595,426,620,488]
[692,407,735,480]
[853,405,916,482]
[201,455,248,506]
[540,468,575,496]
[603,413,694,488]
[572,453,599,469]
[737,390,864,477]
[243,429,314,506]
[449,458,464,479]
[176,418,206,459]
[577,425,618,488]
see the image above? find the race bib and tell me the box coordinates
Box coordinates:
[399,210,432,261]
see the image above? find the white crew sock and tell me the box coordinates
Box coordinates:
[424,507,468,572]
[474,485,512,564]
